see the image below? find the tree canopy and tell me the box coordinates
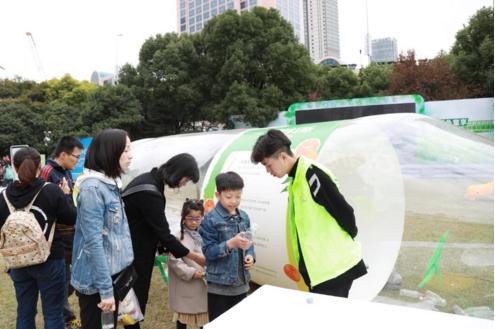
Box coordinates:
[451,6,494,96]
[120,7,317,134]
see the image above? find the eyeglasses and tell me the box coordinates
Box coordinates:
[185,215,202,222]
[70,153,81,159]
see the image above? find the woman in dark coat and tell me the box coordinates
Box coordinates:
[122,153,205,329]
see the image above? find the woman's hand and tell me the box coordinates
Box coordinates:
[98,296,116,312]
[187,251,206,266]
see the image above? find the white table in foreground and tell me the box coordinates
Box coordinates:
[205,285,493,329]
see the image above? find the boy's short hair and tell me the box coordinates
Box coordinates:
[215,171,244,192]
[251,129,293,164]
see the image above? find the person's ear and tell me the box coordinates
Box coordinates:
[215,191,220,199]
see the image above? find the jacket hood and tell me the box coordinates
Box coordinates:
[5,178,45,209]
[75,169,122,188]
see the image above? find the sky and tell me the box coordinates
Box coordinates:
[0,0,492,82]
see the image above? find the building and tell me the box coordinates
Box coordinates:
[90,71,115,86]
[371,37,398,63]
[177,0,340,64]
[177,0,303,40]
[318,56,357,72]
[303,0,340,63]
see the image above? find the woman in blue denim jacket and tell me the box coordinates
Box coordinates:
[199,172,255,322]
[71,129,133,329]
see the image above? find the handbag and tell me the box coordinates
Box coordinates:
[117,288,144,325]
[113,266,138,302]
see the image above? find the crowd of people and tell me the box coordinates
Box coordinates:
[0,128,366,329]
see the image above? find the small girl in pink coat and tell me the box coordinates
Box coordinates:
[168,199,208,329]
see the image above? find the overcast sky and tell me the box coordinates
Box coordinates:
[0,0,492,81]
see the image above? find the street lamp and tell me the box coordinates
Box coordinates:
[43,130,52,146]
[115,33,123,84]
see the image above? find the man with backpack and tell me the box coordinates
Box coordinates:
[40,136,83,329]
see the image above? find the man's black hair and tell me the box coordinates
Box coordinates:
[54,136,84,157]
[215,171,244,192]
[251,129,293,164]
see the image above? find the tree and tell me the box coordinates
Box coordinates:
[356,63,392,97]
[451,6,493,97]
[316,66,360,100]
[0,102,46,153]
[41,74,96,105]
[125,33,206,136]
[201,8,317,127]
[79,84,143,136]
[388,51,471,101]
[0,78,44,103]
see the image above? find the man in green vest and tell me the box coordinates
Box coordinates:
[251,129,367,297]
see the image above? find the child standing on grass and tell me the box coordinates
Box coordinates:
[199,171,256,322]
[168,199,208,329]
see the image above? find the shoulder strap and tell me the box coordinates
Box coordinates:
[25,183,49,212]
[2,183,49,214]
[2,191,14,214]
[47,220,56,245]
[122,183,161,198]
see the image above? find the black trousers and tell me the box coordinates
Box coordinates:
[207,292,247,322]
[310,279,353,297]
[77,291,119,329]
[123,246,156,329]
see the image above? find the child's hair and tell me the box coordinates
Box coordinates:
[180,198,205,240]
[215,171,244,192]
[251,129,293,164]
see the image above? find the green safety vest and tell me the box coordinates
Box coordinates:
[286,156,362,287]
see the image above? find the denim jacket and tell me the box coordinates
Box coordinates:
[199,203,255,286]
[71,170,134,299]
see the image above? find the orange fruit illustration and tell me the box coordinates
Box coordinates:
[294,138,320,160]
[283,264,301,282]
[204,199,215,214]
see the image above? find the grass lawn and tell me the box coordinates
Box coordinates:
[0,263,180,329]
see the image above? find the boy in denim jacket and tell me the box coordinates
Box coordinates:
[199,171,255,322]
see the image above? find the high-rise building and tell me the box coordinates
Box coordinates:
[177,0,340,64]
[303,0,340,62]
[177,0,303,41]
[371,37,398,63]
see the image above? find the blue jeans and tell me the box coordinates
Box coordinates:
[9,258,66,329]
